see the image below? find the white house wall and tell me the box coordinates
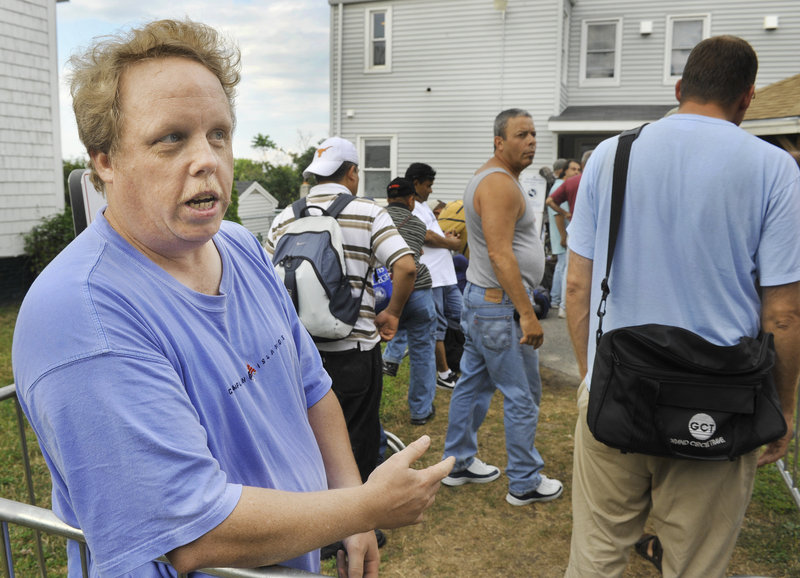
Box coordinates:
[565,0,800,109]
[0,0,63,258]
[331,0,561,202]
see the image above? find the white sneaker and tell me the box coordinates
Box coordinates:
[558,307,567,319]
[505,475,564,505]
[442,457,501,486]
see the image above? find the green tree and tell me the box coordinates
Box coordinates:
[252,133,277,152]
[290,145,318,186]
[234,158,267,183]
[264,164,301,207]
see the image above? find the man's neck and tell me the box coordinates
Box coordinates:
[677,100,738,124]
[484,154,521,179]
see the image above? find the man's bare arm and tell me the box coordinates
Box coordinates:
[307,390,375,578]
[476,173,543,348]
[423,229,461,251]
[565,250,593,380]
[554,214,568,248]
[758,281,800,466]
[167,425,454,574]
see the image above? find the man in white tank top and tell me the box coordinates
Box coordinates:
[442,109,563,506]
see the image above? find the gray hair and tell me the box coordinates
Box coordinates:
[553,158,568,173]
[494,108,532,139]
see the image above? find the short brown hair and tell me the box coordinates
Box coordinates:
[680,35,757,108]
[69,19,241,191]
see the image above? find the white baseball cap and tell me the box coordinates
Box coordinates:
[303,137,359,179]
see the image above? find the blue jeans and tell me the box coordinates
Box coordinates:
[396,289,437,419]
[443,282,545,494]
[383,329,407,364]
[550,252,567,308]
[385,284,463,360]
[432,284,463,340]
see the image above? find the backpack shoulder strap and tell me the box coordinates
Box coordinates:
[324,193,357,219]
[293,193,356,220]
[291,197,308,220]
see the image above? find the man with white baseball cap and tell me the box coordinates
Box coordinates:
[301,136,360,179]
[268,136,416,487]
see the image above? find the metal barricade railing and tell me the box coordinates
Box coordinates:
[0,384,319,577]
[776,393,800,510]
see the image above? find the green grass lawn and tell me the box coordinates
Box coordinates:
[3,300,800,576]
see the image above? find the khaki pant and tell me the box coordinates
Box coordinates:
[566,382,758,578]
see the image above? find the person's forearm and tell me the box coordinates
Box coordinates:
[168,484,378,573]
[308,390,363,490]
[762,285,800,420]
[424,230,460,251]
[168,432,453,573]
[565,250,592,379]
[554,214,568,240]
[546,197,569,217]
[384,254,416,317]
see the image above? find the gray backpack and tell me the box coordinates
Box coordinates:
[272,195,368,341]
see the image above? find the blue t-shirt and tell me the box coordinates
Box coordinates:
[13,214,331,576]
[568,114,800,387]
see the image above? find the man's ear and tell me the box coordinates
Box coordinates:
[494,134,504,152]
[90,151,114,185]
[674,79,682,103]
[740,84,756,112]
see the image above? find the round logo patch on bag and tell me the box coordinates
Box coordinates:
[688,413,716,441]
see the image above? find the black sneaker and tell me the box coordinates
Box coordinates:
[436,372,458,391]
[382,361,399,377]
[410,406,435,426]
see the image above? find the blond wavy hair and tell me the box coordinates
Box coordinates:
[69,19,241,191]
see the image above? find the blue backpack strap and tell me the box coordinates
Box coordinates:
[324,193,356,219]
[292,193,355,219]
[291,197,308,220]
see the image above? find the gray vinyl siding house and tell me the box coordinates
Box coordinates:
[329,0,800,202]
[0,0,63,299]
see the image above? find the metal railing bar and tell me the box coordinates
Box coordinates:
[1,521,13,578]
[0,500,319,576]
[13,396,47,578]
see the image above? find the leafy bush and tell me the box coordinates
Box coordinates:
[224,187,242,224]
[22,207,75,277]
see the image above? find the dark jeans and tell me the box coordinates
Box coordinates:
[319,344,383,482]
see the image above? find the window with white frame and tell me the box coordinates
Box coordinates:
[580,19,622,86]
[359,137,395,198]
[665,15,710,83]
[365,7,391,72]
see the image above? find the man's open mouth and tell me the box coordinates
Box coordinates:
[187,196,216,210]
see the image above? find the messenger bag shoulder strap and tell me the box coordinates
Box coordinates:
[596,123,647,343]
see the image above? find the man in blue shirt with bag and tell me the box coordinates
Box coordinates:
[565,35,800,577]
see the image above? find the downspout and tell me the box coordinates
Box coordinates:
[336,2,343,136]
[499,7,506,108]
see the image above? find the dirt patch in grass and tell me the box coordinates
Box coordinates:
[338,363,800,577]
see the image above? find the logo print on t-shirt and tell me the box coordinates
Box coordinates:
[247,364,257,380]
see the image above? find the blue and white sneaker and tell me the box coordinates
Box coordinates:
[442,458,500,486]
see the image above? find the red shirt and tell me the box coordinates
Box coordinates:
[550,174,581,214]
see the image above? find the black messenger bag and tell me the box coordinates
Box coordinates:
[586,126,787,461]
